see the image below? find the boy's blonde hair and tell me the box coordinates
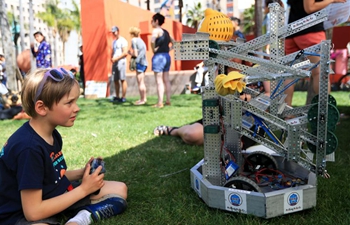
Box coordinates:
[21,68,78,117]
[129,26,141,37]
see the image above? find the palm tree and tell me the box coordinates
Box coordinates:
[185,2,204,29]
[254,0,263,38]
[242,4,255,35]
[16,0,25,53]
[70,0,81,41]
[0,0,17,91]
[37,0,74,65]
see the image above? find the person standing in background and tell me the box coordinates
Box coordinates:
[79,44,86,96]
[111,26,128,103]
[151,13,175,108]
[0,54,7,87]
[284,0,346,106]
[230,17,245,41]
[192,61,209,92]
[128,26,148,105]
[30,31,52,69]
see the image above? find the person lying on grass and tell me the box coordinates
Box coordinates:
[0,68,127,225]
[153,58,270,146]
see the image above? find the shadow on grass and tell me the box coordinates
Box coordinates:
[100,135,211,225]
[104,130,349,223]
[60,94,350,224]
[96,120,350,225]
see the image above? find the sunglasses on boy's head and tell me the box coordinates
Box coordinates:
[34,68,74,103]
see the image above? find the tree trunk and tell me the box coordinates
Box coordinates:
[52,28,58,67]
[29,0,36,70]
[254,0,263,38]
[19,0,25,52]
[254,0,263,54]
[0,0,18,91]
[179,0,183,23]
[62,41,65,64]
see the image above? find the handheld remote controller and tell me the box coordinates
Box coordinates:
[89,158,106,195]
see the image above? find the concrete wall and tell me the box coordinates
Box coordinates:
[108,70,198,97]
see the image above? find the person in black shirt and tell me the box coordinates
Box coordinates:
[284,0,346,106]
[150,13,175,108]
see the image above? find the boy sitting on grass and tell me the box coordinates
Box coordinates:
[0,68,127,225]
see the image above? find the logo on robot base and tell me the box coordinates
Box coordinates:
[287,192,299,206]
[195,179,199,190]
[194,177,201,198]
[228,193,243,206]
[284,191,303,214]
[226,192,247,213]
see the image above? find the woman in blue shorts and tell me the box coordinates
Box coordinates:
[129,26,148,105]
[150,13,175,108]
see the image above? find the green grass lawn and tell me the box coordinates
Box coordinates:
[1,92,350,225]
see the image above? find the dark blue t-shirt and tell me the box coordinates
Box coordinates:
[0,121,72,224]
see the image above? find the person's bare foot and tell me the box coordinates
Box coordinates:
[134,100,146,105]
[152,103,164,108]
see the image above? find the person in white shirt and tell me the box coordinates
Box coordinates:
[111,26,128,103]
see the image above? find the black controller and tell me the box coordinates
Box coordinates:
[89,158,106,195]
[90,158,106,175]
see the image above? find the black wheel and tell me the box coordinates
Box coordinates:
[243,151,278,173]
[224,176,262,192]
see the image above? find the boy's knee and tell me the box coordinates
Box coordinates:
[119,182,128,199]
[108,181,128,200]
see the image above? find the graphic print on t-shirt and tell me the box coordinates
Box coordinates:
[50,150,66,184]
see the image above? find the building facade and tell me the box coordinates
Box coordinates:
[124,0,255,24]
[1,0,64,67]
[1,0,257,70]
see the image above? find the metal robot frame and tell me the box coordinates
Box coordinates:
[174,3,338,218]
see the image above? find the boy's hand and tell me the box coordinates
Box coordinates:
[90,158,106,175]
[80,160,105,195]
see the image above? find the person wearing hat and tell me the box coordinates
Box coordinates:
[110,26,128,103]
[30,31,52,68]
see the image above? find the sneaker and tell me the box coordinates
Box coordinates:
[192,86,200,91]
[83,194,127,222]
[110,97,120,102]
[118,98,126,103]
